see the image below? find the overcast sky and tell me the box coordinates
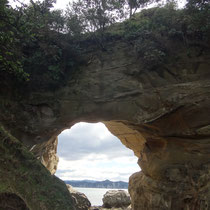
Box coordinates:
[10,0,186,10]
[55,122,140,182]
[9,0,72,9]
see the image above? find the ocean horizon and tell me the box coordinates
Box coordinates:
[75,187,128,206]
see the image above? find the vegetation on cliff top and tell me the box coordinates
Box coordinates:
[0,0,209,88]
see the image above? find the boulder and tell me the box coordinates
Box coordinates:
[66,184,91,210]
[102,190,131,208]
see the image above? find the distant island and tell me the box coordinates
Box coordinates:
[64,179,128,189]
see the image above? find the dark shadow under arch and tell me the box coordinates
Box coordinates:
[0,193,29,210]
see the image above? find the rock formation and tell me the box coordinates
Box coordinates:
[90,206,132,210]
[36,137,59,175]
[0,125,76,210]
[66,184,91,210]
[102,190,131,208]
[0,7,210,210]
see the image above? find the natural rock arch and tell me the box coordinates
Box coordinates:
[0,36,210,210]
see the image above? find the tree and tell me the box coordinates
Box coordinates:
[65,0,126,35]
[0,0,70,82]
[0,0,28,80]
[186,0,210,10]
[65,0,164,37]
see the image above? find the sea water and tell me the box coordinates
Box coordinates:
[74,187,128,206]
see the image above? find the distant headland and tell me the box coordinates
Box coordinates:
[64,179,128,189]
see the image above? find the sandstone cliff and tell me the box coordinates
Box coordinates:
[0,5,210,210]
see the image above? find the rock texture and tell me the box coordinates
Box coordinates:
[90,206,132,210]
[35,137,59,175]
[0,125,76,210]
[129,169,210,210]
[0,18,210,210]
[103,190,131,208]
[66,184,91,210]
[0,193,29,210]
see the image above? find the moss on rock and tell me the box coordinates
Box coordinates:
[0,125,76,210]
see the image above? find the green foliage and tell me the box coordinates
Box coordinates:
[122,1,210,70]
[127,0,160,17]
[185,0,210,40]
[0,0,209,84]
[186,0,210,10]
[0,0,80,86]
[0,0,29,81]
[16,0,73,82]
[65,0,161,37]
[65,0,125,35]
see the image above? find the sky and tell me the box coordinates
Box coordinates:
[9,0,72,10]
[9,0,187,10]
[55,122,140,182]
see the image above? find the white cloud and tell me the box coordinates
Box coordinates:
[9,0,187,11]
[55,122,140,182]
[54,0,72,10]
[9,0,73,10]
[56,122,133,161]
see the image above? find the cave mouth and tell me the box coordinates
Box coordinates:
[55,122,140,183]
[0,193,29,210]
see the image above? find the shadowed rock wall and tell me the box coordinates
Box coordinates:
[0,193,29,210]
[0,125,76,210]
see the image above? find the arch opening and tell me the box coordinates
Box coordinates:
[55,122,140,182]
[53,121,143,206]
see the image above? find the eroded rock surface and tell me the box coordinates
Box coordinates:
[35,137,59,175]
[0,16,210,210]
[129,170,210,210]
